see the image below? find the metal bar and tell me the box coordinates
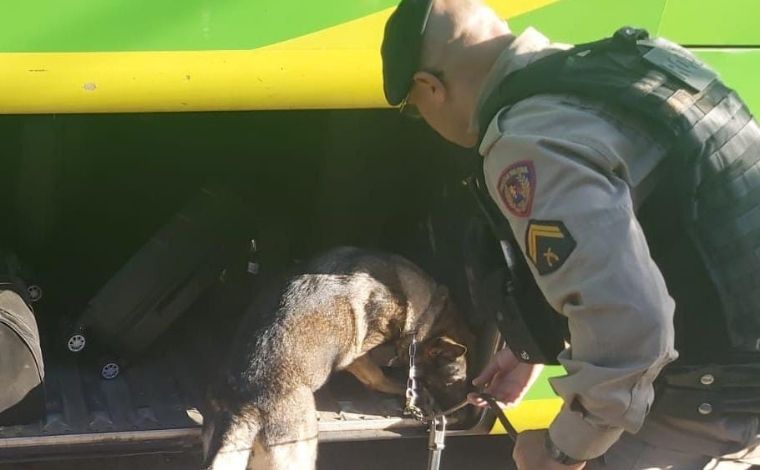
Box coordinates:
[0,428,202,449]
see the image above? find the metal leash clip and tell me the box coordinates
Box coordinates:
[425,393,520,470]
[427,414,447,470]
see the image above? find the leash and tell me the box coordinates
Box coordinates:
[403,337,427,422]
[438,393,518,441]
[424,394,518,470]
[402,338,520,470]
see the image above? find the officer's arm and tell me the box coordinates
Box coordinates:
[483,126,678,461]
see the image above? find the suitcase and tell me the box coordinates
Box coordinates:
[74,187,253,359]
[0,260,45,425]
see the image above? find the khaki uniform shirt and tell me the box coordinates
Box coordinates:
[475,28,680,460]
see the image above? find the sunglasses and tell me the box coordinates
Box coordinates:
[397,69,446,120]
[399,96,422,119]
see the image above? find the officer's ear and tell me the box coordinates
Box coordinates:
[412,71,447,105]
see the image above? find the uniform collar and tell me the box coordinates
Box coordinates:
[472,27,571,155]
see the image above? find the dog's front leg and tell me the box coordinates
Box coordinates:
[345,355,405,395]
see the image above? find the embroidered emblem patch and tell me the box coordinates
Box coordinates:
[497,161,536,218]
[525,220,576,275]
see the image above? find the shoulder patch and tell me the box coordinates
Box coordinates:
[525,220,576,275]
[497,160,536,218]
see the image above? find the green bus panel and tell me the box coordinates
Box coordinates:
[509,0,666,44]
[1,0,397,53]
[697,50,760,111]
[6,0,760,54]
[659,0,760,46]
[526,366,565,400]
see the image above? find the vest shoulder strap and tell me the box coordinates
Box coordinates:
[477,27,722,147]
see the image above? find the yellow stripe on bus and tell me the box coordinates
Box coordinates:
[0,49,387,114]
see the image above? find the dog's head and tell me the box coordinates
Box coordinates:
[415,335,470,411]
[411,285,475,411]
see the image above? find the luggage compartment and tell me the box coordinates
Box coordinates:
[0,109,499,461]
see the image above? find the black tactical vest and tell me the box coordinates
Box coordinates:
[476,27,760,361]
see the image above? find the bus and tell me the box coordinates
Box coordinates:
[0,0,756,461]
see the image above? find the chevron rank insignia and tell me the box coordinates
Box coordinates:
[525,220,576,275]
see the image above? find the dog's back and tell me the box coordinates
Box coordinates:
[202,247,440,469]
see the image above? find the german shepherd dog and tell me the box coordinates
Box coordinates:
[202,247,473,470]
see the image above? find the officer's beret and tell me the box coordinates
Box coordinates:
[381,0,434,106]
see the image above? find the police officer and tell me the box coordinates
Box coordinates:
[382,0,760,469]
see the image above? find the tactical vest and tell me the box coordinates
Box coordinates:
[475,27,760,361]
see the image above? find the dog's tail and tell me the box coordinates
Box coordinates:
[201,406,261,470]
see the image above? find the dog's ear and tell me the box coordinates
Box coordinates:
[425,337,467,361]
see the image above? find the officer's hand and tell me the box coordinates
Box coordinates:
[514,430,586,470]
[467,347,543,407]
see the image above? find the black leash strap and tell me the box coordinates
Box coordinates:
[480,394,518,442]
[437,392,518,442]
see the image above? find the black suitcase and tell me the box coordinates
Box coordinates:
[0,256,45,425]
[73,187,252,360]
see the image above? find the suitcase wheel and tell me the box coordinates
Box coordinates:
[27,285,43,303]
[66,332,87,353]
[99,358,121,380]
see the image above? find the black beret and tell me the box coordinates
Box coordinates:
[381,0,434,106]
